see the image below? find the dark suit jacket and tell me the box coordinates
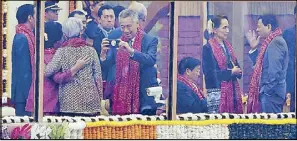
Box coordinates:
[102,33,161,112]
[84,20,108,80]
[249,36,289,102]
[202,42,242,89]
[11,34,32,104]
[177,80,208,114]
[283,25,296,94]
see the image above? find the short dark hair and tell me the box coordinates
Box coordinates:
[178,57,201,75]
[258,14,279,31]
[97,4,113,18]
[16,4,35,24]
[82,1,104,19]
[44,21,63,49]
[113,5,125,19]
[69,10,85,18]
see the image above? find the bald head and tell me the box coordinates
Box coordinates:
[128,1,147,24]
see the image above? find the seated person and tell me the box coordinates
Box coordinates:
[177,57,207,114]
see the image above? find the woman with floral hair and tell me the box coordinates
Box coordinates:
[202,15,243,114]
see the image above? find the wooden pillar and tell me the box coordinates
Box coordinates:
[34,0,45,122]
[168,1,178,120]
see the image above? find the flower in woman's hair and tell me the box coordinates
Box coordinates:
[44,33,48,41]
[207,19,214,34]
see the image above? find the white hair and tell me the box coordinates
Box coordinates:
[128,2,147,21]
[62,17,83,38]
[119,9,139,24]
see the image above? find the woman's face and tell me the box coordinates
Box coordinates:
[186,65,201,82]
[214,18,229,40]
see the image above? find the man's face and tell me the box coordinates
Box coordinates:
[120,17,139,39]
[99,9,115,30]
[186,65,201,82]
[45,9,59,21]
[214,18,229,40]
[74,14,87,28]
[256,19,271,38]
[29,8,36,29]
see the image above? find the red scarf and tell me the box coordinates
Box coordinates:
[112,28,144,115]
[177,75,204,99]
[247,28,282,113]
[61,37,87,48]
[16,24,35,100]
[208,38,243,113]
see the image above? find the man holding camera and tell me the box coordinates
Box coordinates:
[100,9,161,115]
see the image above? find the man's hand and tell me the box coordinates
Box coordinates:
[246,30,260,49]
[118,40,134,54]
[231,66,242,75]
[100,38,110,60]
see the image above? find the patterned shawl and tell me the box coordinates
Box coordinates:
[177,75,205,99]
[208,38,243,113]
[16,24,35,102]
[112,28,144,115]
[247,28,282,113]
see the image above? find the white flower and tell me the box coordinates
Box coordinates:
[207,19,214,34]
[44,33,48,41]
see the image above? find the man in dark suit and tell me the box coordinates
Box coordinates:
[247,14,289,113]
[101,9,161,115]
[11,4,35,116]
[283,6,296,112]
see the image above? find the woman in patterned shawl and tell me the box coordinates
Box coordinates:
[45,18,104,116]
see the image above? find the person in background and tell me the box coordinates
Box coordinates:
[25,21,88,115]
[202,15,243,114]
[45,1,62,22]
[11,4,35,116]
[246,14,288,113]
[177,57,207,114]
[45,18,104,117]
[113,5,125,28]
[108,1,147,39]
[69,10,87,29]
[283,6,296,112]
[101,9,161,115]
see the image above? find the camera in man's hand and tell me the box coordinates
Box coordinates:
[107,39,121,48]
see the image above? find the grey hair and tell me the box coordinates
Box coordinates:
[119,9,139,24]
[62,17,83,38]
[128,2,147,21]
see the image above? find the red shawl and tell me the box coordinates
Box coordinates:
[112,28,144,115]
[208,38,243,113]
[177,75,205,99]
[247,28,282,113]
[16,24,35,101]
[61,37,87,48]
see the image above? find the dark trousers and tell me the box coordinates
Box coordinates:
[260,93,285,113]
[15,103,31,116]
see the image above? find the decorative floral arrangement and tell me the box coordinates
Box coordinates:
[10,123,32,139]
[48,123,70,139]
[30,124,52,139]
[1,126,10,139]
